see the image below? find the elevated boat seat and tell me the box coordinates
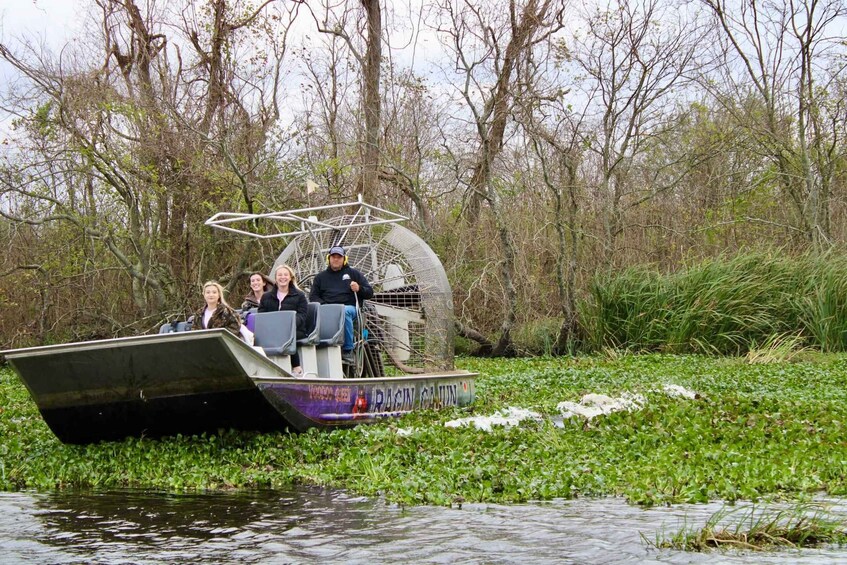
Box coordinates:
[253,310,298,372]
[297,302,321,377]
[160,321,192,333]
[315,303,345,379]
[244,309,258,333]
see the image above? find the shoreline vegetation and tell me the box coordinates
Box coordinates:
[4,354,847,504]
[581,252,847,356]
[6,352,847,550]
[649,503,847,551]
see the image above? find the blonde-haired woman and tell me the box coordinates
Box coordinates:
[258,264,308,375]
[191,281,242,337]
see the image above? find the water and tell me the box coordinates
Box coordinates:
[0,489,845,564]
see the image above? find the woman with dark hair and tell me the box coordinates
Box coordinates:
[241,272,273,310]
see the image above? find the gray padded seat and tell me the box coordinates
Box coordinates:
[299,302,321,346]
[158,323,173,334]
[295,302,322,378]
[314,304,346,379]
[253,311,298,356]
[317,304,345,347]
[174,321,191,332]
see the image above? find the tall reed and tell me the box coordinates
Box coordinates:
[584,251,847,354]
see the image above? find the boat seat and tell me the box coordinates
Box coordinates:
[297,302,321,377]
[159,323,173,334]
[317,303,345,346]
[253,310,298,372]
[244,310,257,333]
[315,303,345,379]
[174,321,191,332]
[300,302,321,344]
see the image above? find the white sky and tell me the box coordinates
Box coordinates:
[0,0,83,46]
[0,0,84,78]
[0,0,86,138]
[0,0,461,143]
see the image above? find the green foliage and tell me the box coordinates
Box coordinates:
[33,101,56,139]
[798,263,847,352]
[6,354,847,509]
[584,251,847,355]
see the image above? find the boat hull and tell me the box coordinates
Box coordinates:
[2,330,292,443]
[254,372,476,432]
[3,330,476,443]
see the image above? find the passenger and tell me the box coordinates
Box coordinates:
[309,246,373,364]
[241,272,273,311]
[258,264,308,376]
[191,281,242,337]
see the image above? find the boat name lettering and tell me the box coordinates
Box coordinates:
[420,384,459,409]
[308,385,353,402]
[373,385,415,412]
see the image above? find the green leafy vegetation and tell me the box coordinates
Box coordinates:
[4,353,847,512]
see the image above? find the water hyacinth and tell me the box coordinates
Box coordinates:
[4,353,847,515]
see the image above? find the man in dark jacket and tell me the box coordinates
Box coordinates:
[309,246,373,362]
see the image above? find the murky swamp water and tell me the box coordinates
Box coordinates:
[1,489,845,564]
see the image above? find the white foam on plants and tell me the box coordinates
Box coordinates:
[445,407,543,431]
[661,384,697,399]
[444,385,700,431]
[557,392,646,420]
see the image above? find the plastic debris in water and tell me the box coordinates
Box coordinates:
[557,392,646,420]
[445,407,543,431]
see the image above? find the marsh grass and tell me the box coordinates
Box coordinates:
[586,252,847,355]
[512,317,563,356]
[650,503,847,551]
[745,332,810,364]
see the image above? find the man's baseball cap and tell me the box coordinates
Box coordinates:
[329,246,346,256]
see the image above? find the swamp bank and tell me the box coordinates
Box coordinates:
[3,353,847,508]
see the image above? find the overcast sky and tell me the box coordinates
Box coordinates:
[0,0,83,45]
[0,0,86,136]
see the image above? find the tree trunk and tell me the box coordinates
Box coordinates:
[360,0,382,202]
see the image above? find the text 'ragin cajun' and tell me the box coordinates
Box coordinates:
[372,383,459,412]
[419,384,458,409]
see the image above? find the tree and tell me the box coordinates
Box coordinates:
[0,0,296,339]
[569,0,701,266]
[520,95,587,353]
[306,0,383,202]
[701,0,847,249]
[434,0,566,355]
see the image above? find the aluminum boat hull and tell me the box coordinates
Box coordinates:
[2,330,475,443]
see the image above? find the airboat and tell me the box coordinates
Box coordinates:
[2,197,476,444]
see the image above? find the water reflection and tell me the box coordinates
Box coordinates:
[36,489,303,544]
[0,489,846,564]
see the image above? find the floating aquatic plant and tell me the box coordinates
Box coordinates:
[4,354,847,510]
